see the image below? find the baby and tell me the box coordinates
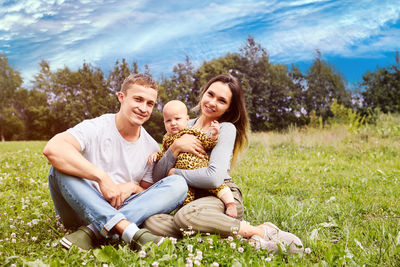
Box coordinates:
[148,100,237,218]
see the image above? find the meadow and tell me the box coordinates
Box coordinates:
[0,114,399,266]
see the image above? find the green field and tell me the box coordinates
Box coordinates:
[1,114,399,266]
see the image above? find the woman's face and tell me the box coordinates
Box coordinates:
[200,81,232,121]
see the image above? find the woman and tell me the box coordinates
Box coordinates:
[143,74,303,253]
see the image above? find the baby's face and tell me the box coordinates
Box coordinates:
[163,105,189,135]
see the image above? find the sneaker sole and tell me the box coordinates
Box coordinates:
[60,237,72,249]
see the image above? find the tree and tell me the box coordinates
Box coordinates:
[106,59,139,112]
[360,52,400,113]
[0,54,23,141]
[160,56,199,115]
[32,62,116,134]
[304,50,351,121]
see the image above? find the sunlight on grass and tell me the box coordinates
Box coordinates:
[1,114,399,266]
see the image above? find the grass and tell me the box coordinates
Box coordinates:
[0,113,399,266]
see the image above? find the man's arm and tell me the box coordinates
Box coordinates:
[43,132,127,209]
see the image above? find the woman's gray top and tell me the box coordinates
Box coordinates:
[152,119,236,189]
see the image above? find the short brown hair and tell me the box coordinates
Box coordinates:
[121,73,158,93]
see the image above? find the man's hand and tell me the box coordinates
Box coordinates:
[116,182,144,205]
[170,134,206,158]
[98,176,125,209]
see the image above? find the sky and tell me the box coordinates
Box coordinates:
[1,0,400,89]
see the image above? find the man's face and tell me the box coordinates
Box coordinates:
[118,84,157,127]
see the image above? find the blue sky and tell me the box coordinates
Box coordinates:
[1,0,399,89]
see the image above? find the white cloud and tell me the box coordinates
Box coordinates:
[2,0,399,86]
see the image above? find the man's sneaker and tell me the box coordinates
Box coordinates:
[60,226,97,251]
[130,229,164,251]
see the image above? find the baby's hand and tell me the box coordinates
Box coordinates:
[208,120,220,141]
[147,152,158,165]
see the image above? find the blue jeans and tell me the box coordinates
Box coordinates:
[48,167,188,238]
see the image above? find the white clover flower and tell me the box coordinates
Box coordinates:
[212,263,219,267]
[230,242,236,249]
[238,247,244,253]
[265,257,272,262]
[152,262,159,267]
[196,237,203,243]
[11,233,16,238]
[186,258,193,266]
[305,247,312,254]
[194,260,201,266]
[169,237,177,244]
[227,236,234,242]
[207,238,213,244]
[196,250,202,257]
[46,243,50,247]
[11,238,16,243]
[139,250,146,258]
[187,244,193,252]
[32,237,37,241]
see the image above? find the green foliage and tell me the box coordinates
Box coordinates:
[329,99,366,129]
[160,56,199,116]
[3,41,399,141]
[0,54,24,141]
[304,50,351,121]
[360,52,400,113]
[143,110,165,143]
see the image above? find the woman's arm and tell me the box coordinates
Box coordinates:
[174,122,236,189]
[152,134,207,182]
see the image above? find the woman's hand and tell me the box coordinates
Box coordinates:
[170,134,206,158]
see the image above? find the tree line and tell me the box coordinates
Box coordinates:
[1,37,399,142]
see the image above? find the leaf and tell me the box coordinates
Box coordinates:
[310,229,319,241]
[319,222,338,228]
[354,239,366,254]
[93,246,120,263]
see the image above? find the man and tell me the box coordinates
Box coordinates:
[43,73,188,251]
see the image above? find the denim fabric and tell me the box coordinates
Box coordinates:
[48,167,188,238]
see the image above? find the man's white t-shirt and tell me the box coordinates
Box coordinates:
[67,114,160,193]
